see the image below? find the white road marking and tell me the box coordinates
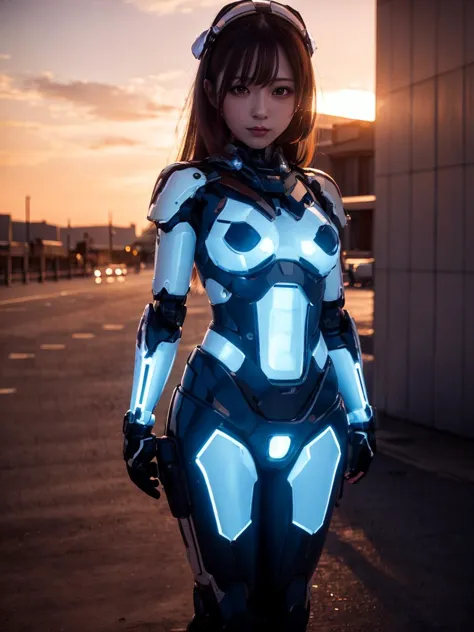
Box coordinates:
[0,388,16,395]
[8,353,35,360]
[0,307,27,312]
[40,344,66,350]
[102,324,124,331]
[0,277,140,306]
[0,289,86,306]
[72,333,95,339]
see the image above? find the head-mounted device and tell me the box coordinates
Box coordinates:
[191,1,317,60]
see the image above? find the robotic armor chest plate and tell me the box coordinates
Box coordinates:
[204,195,340,277]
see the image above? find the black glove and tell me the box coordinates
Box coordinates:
[345,413,376,485]
[123,410,161,500]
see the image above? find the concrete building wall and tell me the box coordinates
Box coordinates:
[374,0,473,437]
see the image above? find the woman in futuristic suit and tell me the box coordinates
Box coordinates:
[122,2,376,630]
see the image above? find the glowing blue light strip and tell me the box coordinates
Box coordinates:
[137,357,152,407]
[354,361,369,403]
[196,449,225,539]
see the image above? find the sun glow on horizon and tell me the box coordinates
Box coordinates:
[316,89,375,122]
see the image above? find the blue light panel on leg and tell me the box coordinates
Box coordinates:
[196,429,258,542]
[288,427,341,534]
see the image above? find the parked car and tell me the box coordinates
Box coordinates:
[93,263,128,284]
[343,257,374,287]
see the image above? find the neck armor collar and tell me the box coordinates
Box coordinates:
[206,139,292,194]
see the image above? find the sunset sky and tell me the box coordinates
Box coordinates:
[0,0,375,233]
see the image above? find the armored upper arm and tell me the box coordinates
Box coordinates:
[313,171,346,326]
[322,257,345,306]
[147,164,208,300]
[302,168,348,234]
[147,163,208,228]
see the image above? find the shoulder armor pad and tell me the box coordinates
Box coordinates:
[147,162,208,223]
[302,167,348,231]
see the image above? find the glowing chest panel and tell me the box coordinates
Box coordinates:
[205,196,340,276]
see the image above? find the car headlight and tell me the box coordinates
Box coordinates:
[94,270,101,277]
[115,268,122,276]
[105,267,113,276]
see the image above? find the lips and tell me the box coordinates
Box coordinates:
[247,127,270,131]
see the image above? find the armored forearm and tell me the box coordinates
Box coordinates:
[129,293,186,427]
[320,301,373,428]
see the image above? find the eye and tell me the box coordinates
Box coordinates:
[229,84,293,97]
[273,86,293,97]
[229,84,249,96]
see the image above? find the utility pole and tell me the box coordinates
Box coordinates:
[22,195,30,285]
[67,219,72,279]
[108,211,114,263]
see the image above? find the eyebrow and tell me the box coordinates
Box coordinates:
[233,76,295,82]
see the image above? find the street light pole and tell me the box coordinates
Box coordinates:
[22,195,30,285]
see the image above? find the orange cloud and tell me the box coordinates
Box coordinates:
[89,136,141,150]
[1,72,180,121]
[20,75,179,121]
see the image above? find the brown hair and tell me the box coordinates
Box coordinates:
[171,3,318,293]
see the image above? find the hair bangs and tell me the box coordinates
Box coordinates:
[216,42,280,109]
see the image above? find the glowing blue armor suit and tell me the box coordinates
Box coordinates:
[125,140,375,631]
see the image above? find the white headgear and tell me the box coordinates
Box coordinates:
[191,1,317,60]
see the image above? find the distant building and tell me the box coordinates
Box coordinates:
[63,224,137,251]
[312,115,375,255]
[12,220,60,243]
[0,216,139,284]
[0,214,12,245]
[0,219,137,251]
[374,0,472,437]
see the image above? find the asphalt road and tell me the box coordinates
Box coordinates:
[0,272,473,632]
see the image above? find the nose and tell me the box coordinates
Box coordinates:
[250,89,269,120]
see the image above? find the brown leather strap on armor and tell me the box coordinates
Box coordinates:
[216,172,277,220]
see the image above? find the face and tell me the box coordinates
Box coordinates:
[205,45,296,150]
